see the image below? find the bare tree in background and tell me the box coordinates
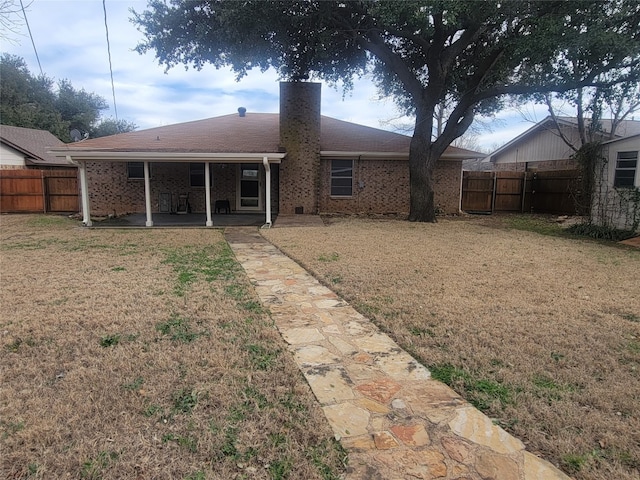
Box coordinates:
[0,0,25,44]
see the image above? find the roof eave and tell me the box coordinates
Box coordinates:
[321,151,408,160]
[49,150,286,163]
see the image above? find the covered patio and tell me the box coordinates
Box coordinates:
[65,153,285,229]
[90,212,270,228]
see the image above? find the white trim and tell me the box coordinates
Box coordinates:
[77,158,92,227]
[205,162,213,227]
[236,163,262,211]
[144,161,153,227]
[50,151,285,162]
[262,156,272,228]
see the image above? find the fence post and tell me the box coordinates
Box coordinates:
[521,171,527,213]
[41,170,47,214]
[491,172,497,213]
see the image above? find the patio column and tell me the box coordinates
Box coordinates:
[76,158,92,227]
[205,161,213,227]
[144,161,153,227]
[262,156,272,228]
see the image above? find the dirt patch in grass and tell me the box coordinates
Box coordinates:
[1,215,345,480]
[263,214,640,480]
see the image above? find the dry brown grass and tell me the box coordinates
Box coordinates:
[263,214,640,480]
[0,215,345,480]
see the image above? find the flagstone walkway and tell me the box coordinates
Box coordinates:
[225,228,571,480]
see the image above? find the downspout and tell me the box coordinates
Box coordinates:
[262,156,272,228]
[74,157,92,227]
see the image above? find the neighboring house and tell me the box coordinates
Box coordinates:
[51,82,482,227]
[485,116,640,171]
[0,125,74,169]
[592,133,640,232]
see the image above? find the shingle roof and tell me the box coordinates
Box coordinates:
[53,113,481,159]
[1,125,72,166]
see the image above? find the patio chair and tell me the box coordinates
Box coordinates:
[176,193,190,214]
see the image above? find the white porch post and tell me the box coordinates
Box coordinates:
[205,161,213,227]
[77,158,92,227]
[144,161,153,227]
[262,156,272,228]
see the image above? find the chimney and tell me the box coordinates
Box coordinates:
[278,81,321,214]
[238,107,247,117]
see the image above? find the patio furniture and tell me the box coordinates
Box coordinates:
[176,193,190,214]
[215,199,231,214]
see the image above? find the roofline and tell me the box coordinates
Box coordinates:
[602,132,640,145]
[1,137,44,162]
[321,151,408,160]
[50,151,286,163]
[320,151,483,160]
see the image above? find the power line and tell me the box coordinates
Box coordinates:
[103,0,118,121]
[19,0,42,76]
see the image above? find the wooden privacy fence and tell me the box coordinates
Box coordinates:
[0,169,79,213]
[461,169,584,215]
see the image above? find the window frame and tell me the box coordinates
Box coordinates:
[126,162,146,180]
[330,159,354,197]
[613,151,638,188]
[189,163,214,188]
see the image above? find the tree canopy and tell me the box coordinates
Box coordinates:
[133,0,640,221]
[0,54,137,142]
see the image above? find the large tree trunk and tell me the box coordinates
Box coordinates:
[408,144,438,222]
[408,111,444,222]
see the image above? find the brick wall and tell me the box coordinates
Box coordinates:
[278,82,321,214]
[319,158,462,215]
[432,160,463,214]
[86,161,238,216]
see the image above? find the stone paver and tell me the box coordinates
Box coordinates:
[225,228,572,480]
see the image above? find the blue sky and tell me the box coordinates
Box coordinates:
[1,0,550,151]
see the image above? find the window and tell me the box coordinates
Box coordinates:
[330,159,353,196]
[190,163,213,187]
[614,151,638,188]
[127,162,145,179]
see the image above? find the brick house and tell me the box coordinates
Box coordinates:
[52,82,480,227]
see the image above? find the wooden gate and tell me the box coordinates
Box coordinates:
[0,169,78,213]
[461,170,581,215]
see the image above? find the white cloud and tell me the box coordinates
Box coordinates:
[3,0,545,150]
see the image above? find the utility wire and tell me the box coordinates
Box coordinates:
[19,0,43,76]
[103,0,118,121]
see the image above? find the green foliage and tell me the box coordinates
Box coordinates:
[122,377,144,391]
[163,244,239,296]
[172,388,199,414]
[318,252,339,262]
[505,215,565,237]
[0,53,134,142]
[246,344,281,371]
[566,222,636,241]
[90,117,137,138]
[268,458,292,480]
[99,334,120,348]
[308,439,348,480]
[429,363,514,411]
[156,315,206,343]
[81,451,118,480]
[162,433,198,452]
[0,420,25,439]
